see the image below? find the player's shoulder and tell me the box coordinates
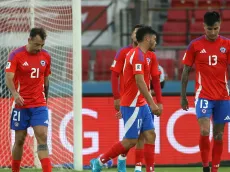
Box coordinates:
[115,45,133,58]
[219,35,230,45]
[41,49,51,59]
[9,46,26,60]
[146,51,156,59]
[187,35,205,49]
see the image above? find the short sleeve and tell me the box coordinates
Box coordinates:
[182,42,195,67]
[131,50,145,75]
[5,51,17,73]
[44,54,51,77]
[150,53,160,77]
[110,47,129,73]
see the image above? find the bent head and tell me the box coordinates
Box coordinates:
[203,11,221,41]
[28,28,47,54]
[136,26,157,50]
[131,24,145,46]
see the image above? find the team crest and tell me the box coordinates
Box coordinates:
[220,47,226,53]
[14,122,19,127]
[40,60,46,66]
[202,109,206,114]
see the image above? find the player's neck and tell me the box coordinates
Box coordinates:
[138,44,148,53]
[25,45,34,54]
[205,35,219,42]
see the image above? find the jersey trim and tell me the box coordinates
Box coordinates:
[225,72,229,96]
[130,91,140,107]
[195,72,202,105]
[123,107,139,136]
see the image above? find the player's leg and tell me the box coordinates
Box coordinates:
[141,104,155,172]
[11,108,30,172]
[196,98,213,172]
[90,106,142,172]
[211,100,230,172]
[31,106,51,172]
[134,133,144,170]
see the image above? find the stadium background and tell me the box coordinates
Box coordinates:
[0,0,230,170]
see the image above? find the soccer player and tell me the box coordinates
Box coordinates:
[5,28,52,172]
[90,26,160,172]
[180,11,230,172]
[111,25,162,172]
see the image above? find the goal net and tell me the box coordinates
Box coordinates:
[0,0,75,170]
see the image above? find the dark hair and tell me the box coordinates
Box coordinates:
[136,26,157,42]
[204,11,221,26]
[29,27,47,40]
[132,24,145,32]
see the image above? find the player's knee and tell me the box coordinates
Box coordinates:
[144,130,156,144]
[15,137,26,146]
[36,132,48,144]
[200,129,210,136]
[213,132,223,140]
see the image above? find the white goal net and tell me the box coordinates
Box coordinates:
[0,0,75,170]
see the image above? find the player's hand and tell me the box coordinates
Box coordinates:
[13,92,24,106]
[157,103,163,116]
[181,96,189,111]
[149,103,160,117]
[115,111,122,119]
[114,99,120,111]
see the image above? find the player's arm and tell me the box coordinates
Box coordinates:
[111,71,120,111]
[135,74,160,116]
[180,43,195,111]
[5,73,24,106]
[44,76,49,102]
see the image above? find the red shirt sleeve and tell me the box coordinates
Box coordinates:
[228,40,230,65]
[182,42,195,67]
[44,54,51,77]
[132,50,145,75]
[151,76,162,103]
[5,51,18,73]
[111,71,120,99]
[110,47,128,73]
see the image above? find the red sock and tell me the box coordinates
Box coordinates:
[12,159,21,172]
[212,140,223,172]
[199,135,210,167]
[120,149,129,157]
[40,158,52,172]
[144,144,155,172]
[135,148,144,166]
[100,142,126,164]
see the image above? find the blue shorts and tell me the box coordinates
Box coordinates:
[196,98,230,124]
[10,106,49,130]
[120,104,154,139]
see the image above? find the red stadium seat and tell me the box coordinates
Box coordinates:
[162,22,188,46]
[66,49,90,81]
[220,21,230,38]
[158,58,176,80]
[226,0,230,6]
[171,0,195,7]
[221,10,230,21]
[190,22,204,40]
[167,9,192,22]
[94,49,116,81]
[193,10,208,22]
[197,0,221,7]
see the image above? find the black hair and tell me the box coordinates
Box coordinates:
[204,11,221,26]
[29,27,47,40]
[132,24,145,32]
[136,26,157,42]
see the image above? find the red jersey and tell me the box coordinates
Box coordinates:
[183,35,230,100]
[110,45,133,96]
[120,47,151,107]
[5,46,51,108]
[148,51,160,78]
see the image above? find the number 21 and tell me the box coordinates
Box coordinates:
[31,68,39,78]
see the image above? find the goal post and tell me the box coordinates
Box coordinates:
[0,0,81,171]
[72,0,83,170]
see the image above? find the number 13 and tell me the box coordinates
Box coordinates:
[209,55,217,66]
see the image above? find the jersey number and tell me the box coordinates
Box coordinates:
[13,110,21,121]
[208,55,217,66]
[200,99,208,109]
[31,68,39,78]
